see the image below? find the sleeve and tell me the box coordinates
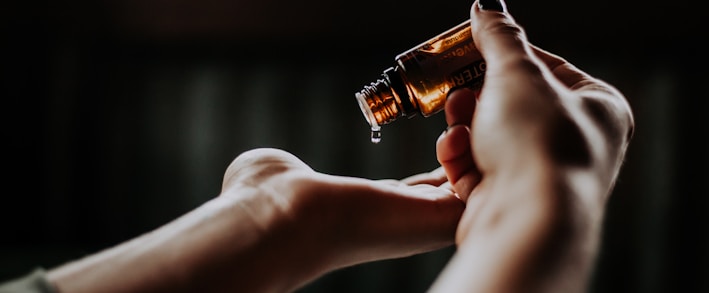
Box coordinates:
[0,268,57,293]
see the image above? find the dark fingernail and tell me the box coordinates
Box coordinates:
[478,0,504,12]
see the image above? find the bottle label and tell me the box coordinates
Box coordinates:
[395,21,487,117]
[448,59,486,90]
[430,28,485,91]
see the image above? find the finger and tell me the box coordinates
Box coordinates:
[439,181,454,192]
[530,45,585,86]
[436,124,480,202]
[530,45,596,90]
[401,167,448,186]
[378,183,464,254]
[445,88,477,127]
[399,86,477,189]
[530,44,633,155]
[530,44,625,104]
[469,0,564,145]
[470,0,532,75]
[400,171,456,193]
[440,85,479,201]
[330,178,465,266]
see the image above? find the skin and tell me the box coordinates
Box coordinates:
[430,1,633,292]
[46,149,464,293]
[44,0,634,292]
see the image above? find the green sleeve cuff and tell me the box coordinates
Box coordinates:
[0,268,57,293]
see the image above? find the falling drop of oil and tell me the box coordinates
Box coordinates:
[370,126,382,144]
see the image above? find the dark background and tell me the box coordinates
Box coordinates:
[2,0,707,292]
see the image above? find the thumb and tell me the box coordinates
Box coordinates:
[471,0,531,75]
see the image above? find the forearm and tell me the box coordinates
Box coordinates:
[47,186,321,293]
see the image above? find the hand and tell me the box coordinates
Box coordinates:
[219,148,463,291]
[47,148,464,293]
[431,0,634,292]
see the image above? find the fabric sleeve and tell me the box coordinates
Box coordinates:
[0,268,57,293]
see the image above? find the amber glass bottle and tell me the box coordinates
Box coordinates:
[355,20,486,132]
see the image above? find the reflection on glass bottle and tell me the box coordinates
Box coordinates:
[355,20,486,140]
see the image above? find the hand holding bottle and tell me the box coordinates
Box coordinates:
[431,0,634,292]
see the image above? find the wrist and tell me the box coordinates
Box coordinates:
[183,178,332,292]
[46,178,329,293]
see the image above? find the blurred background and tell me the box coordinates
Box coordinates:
[2,0,707,292]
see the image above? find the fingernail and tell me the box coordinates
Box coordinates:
[478,0,504,12]
[442,124,461,136]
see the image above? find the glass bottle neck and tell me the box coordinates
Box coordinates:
[355,67,402,126]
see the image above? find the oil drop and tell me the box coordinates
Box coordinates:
[370,126,382,144]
